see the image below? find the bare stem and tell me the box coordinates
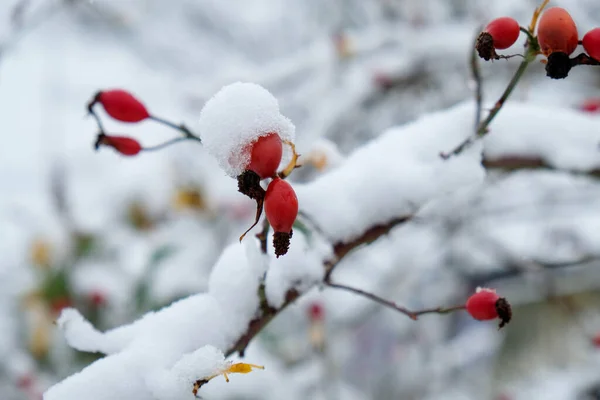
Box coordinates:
[149,115,202,143]
[325,281,465,320]
[142,137,192,152]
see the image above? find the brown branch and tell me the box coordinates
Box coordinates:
[483,155,600,178]
[325,281,465,320]
[324,214,414,281]
[225,214,414,357]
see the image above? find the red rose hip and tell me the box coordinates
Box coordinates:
[476,17,520,60]
[465,287,512,329]
[95,133,142,156]
[583,28,600,61]
[537,7,578,56]
[537,7,579,79]
[264,178,298,257]
[485,17,520,49]
[95,89,150,123]
[245,132,283,179]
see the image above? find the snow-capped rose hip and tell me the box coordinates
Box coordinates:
[264,178,298,257]
[91,89,150,123]
[583,28,600,61]
[94,133,142,156]
[476,17,520,61]
[537,7,579,79]
[465,287,512,329]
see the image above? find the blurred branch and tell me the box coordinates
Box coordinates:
[483,155,600,178]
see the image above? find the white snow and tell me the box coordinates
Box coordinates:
[198,82,296,177]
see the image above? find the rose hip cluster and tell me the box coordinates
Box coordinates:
[87,86,299,257]
[477,6,600,79]
[238,133,299,258]
[87,89,201,156]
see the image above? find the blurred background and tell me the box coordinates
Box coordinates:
[1,0,600,399]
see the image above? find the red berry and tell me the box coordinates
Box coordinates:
[592,333,600,348]
[465,287,512,329]
[95,134,142,156]
[16,374,34,389]
[89,290,106,307]
[264,178,298,233]
[308,302,325,322]
[466,288,499,320]
[97,89,150,123]
[583,28,600,61]
[484,17,520,49]
[580,98,600,113]
[245,133,283,179]
[537,7,578,57]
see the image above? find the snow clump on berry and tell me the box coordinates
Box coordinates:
[198,82,295,177]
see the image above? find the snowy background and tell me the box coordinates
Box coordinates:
[1,0,600,399]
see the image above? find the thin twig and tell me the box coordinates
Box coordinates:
[441,47,533,159]
[149,115,202,143]
[142,137,190,152]
[255,218,270,254]
[325,281,465,320]
[471,41,483,132]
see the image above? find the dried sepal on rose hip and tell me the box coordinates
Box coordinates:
[89,89,150,123]
[94,133,142,156]
[537,7,579,79]
[264,178,298,257]
[476,17,521,61]
[465,287,512,329]
[583,28,600,61]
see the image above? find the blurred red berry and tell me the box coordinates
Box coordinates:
[96,89,150,123]
[89,290,106,307]
[465,287,512,328]
[265,178,298,233]
[308,302,325,322]
[484,17,520,49]
[580,98,600,113]
[95,134,142,156]
[245,132,283,179]
[592,333,600,348]
[16,374,33,390]
[537,7,578,57]
[583,28,600,61]
[50,296,73,315]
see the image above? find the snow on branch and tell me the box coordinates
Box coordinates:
[44,99,600,399]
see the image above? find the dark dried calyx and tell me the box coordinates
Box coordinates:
[237,170,265,201]
[545,52,572,79]
[475,32,498,61]
[273,230,292,258]
[495,297,512,329]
